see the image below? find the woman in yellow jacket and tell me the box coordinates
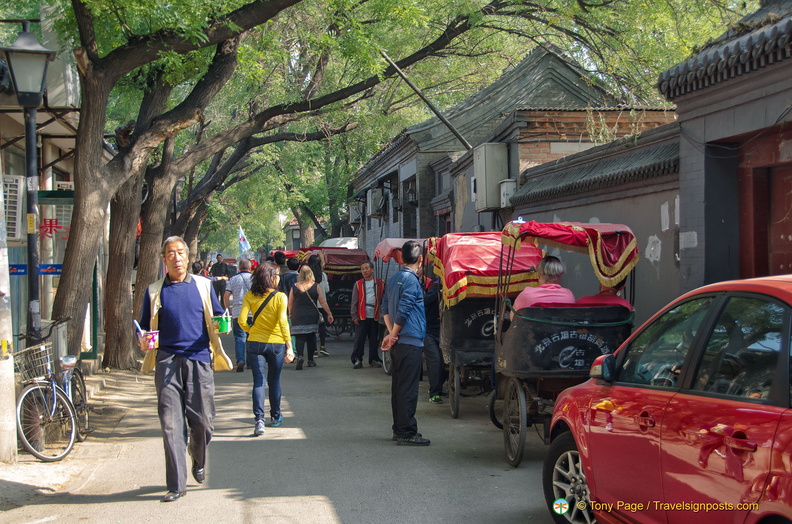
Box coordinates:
[239,262,294,436]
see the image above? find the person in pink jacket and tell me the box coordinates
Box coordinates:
[512,255,574,317]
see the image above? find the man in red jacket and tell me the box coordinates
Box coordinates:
[350,261,385,368]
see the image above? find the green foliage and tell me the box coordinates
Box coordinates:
[33,0,762,247]
[201,170,286,254]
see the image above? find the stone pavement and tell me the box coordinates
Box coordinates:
[0,337,552,523]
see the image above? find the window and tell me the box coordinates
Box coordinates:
[693,297,786,400]
[4,146,24,176]
[616,297,714,387]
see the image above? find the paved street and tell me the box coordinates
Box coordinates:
[0,335,553,524]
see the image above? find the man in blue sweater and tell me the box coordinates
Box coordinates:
[381,240,430,446]
[139,236,231,501]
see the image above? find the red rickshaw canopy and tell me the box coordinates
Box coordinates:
[270,249,298,259]
[372,238,423,264]
[427,232,544,307]
[297,247,370,275]
[500,220,639,286]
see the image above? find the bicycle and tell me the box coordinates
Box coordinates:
[14,317,90,461]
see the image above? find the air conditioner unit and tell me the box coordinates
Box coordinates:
[349,205,362,225]
[473,143,508,211]
[3,175,26,245]
[55,181,74,191]
[367,188,385,217]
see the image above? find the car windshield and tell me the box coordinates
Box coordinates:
[616,296,714,387]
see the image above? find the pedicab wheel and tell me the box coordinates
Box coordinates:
[448,365,461,419]
[542,432,593,524]
[380,347,393,375]
[327,319,345,337]
[488,391,503,429]
[503,376,526,467]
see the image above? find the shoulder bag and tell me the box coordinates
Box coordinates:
[305,284,325,324]
[252,291,279,326]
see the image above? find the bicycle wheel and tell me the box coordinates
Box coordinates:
[16,383,77,462]
[71,368,90,442]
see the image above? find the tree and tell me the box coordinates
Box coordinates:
[37,0,754,362]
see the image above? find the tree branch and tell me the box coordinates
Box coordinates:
[97,0,304,83]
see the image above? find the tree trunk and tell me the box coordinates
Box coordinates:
[183,201,209,253]
[103,171,143,369]
[51,75,118,355]
[132,169,181,319]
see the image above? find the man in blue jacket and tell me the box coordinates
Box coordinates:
[381,240,430,446]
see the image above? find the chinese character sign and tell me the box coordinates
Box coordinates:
[39,218,63,238]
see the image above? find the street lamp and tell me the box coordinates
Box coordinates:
[406,187,417,206]
[1,21,55,340]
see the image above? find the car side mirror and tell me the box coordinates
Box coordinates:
[590,354,615,381]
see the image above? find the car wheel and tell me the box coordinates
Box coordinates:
[543,432,595,524]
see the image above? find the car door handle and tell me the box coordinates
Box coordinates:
[636,416,656,427]
[724,435,757,452]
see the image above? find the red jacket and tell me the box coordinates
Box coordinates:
[351,278,385,321]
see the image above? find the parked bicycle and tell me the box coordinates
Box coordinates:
[14,317,90,461]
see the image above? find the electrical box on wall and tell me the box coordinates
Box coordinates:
[500,179,517,208]
[473,143,508,211]
[367,188,385,217]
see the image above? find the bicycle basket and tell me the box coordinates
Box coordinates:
[13,342,53,382]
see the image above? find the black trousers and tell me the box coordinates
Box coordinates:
[155,352,215,492]
[423,334,447,397]
[352,318,380,363]
[294,332,317,361]
[390,342,423,437]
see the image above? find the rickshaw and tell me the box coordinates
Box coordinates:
[493,220,637,466]
[372,238,423,375]
[297,246,370,337]
[427,232,544,418]
[270,249,299,259]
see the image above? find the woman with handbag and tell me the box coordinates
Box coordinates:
[307,254,331,356]
[239,262,294,436]
[289,265,334,370]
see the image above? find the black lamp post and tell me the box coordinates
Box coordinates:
[1,21,55,340]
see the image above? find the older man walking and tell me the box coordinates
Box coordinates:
[139,236,232,502]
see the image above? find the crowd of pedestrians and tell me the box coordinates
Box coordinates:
[136,240,456,501]
[134,237,636,500]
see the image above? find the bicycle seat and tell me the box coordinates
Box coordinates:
[59,355,77,369]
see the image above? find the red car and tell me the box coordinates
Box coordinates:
[543,276,792,524]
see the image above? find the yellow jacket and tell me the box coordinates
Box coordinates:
[239,290,290,344]
[141,274,232,373]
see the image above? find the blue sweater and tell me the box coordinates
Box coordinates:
[381,268,426,347]
[140,275,224,362]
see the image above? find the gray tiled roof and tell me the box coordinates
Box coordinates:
[658,1,792,101]
[407,45,618,151]
[512,126,679,206]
